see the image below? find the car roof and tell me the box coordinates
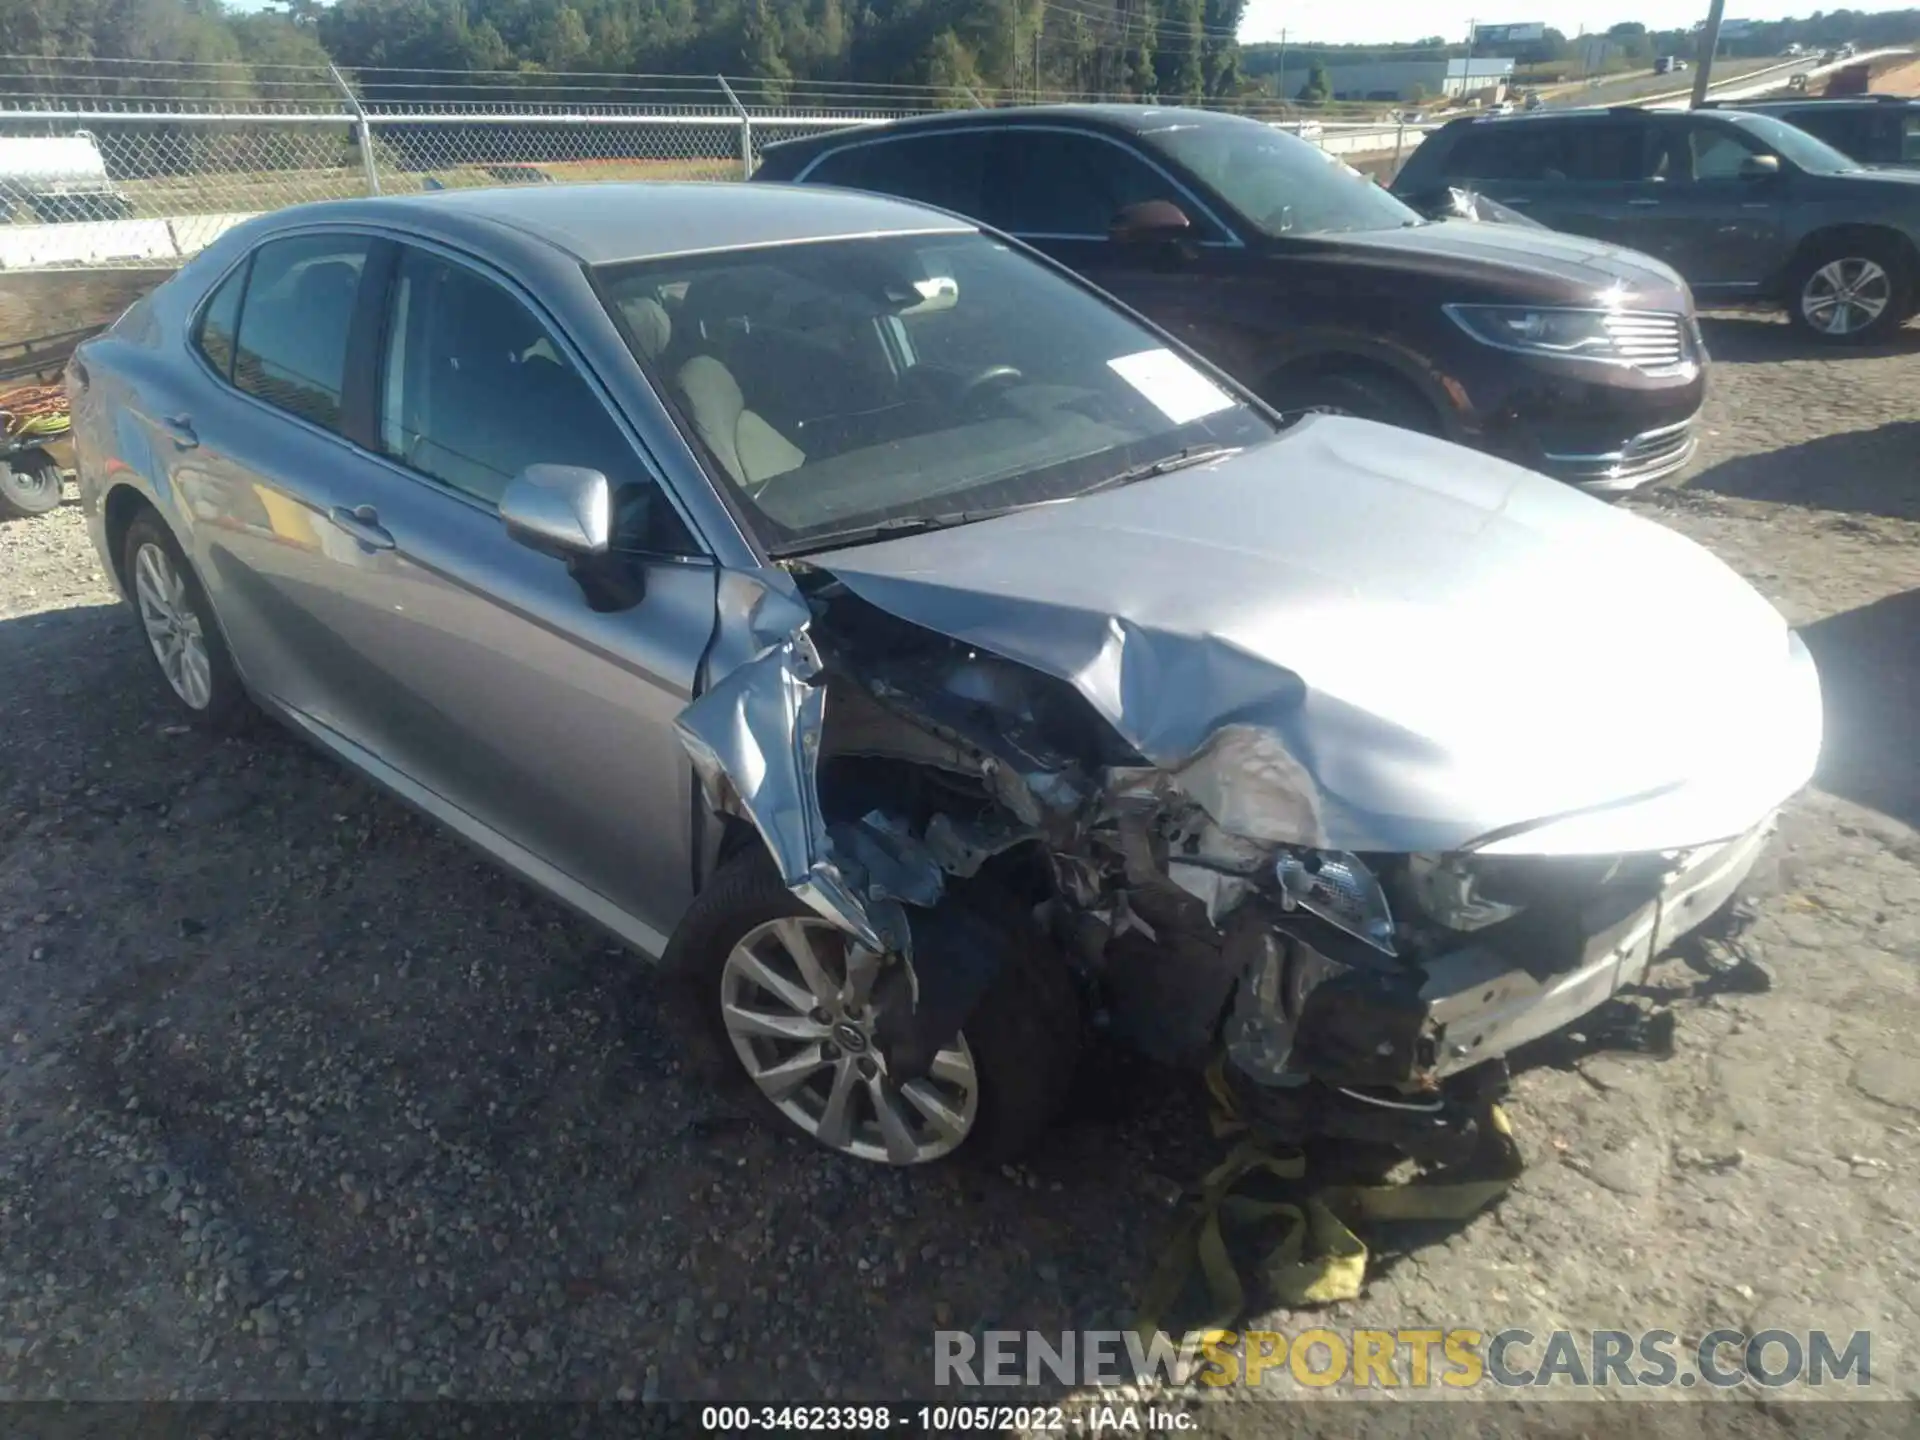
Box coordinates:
[1439,105,1769,130]
[761,102,1253,155]
[1730,96,1919,109]
[254,181,977,266]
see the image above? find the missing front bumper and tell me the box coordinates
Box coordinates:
[1227,815,1777,1093]
[1422,815,1777,1077]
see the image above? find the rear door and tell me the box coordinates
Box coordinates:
[1774,104,1879,161]
[163,229,400,725]
[1439,117,1663,247]
[282,240,718,938]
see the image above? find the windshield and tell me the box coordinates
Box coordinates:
[1140,112,1426,237]
[597,233,1275,554]
[1732,111,1860,173]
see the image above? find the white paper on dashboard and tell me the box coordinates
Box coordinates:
[1107,348,1237,425]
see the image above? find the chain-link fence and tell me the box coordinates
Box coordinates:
[0,57,1421,269]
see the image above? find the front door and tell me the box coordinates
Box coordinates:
[978,128,1235,356]
[280,242,718,939]
[1633,118,1789,296]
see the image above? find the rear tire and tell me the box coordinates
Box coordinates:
[1266,367,1439,434]
[659,848,1082,1168]
[0,452,63,519]
[122,512,252,733]
[1786,237,1912,345]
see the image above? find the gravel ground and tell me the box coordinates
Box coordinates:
[2,310,1918,1417]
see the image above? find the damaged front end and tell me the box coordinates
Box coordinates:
[675,533,1813,1160]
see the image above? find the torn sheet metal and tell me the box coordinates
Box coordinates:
[808,420,1822,857]
[675,627,904,955]
[924,812,1042,879]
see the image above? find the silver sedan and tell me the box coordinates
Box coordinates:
[71,182,1821,1168]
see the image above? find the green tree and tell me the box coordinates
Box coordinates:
[740,0,791,101]
[1297,58,1329,103]
[921,26,983,104]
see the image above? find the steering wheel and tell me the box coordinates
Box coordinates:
[956,364,1024,410]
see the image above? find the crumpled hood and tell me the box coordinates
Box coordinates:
[812,416,1822,856]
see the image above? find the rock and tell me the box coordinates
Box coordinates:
[1850,1050,1920,1113]
[1584,1140,1663,1197]
[171,780,254,827]
[251,1306,280,1338]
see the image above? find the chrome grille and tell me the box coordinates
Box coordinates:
[1619,420,1693,467]
[1602,312,1688,370]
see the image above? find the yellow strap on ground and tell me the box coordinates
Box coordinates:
[1133,1066,1522,1343]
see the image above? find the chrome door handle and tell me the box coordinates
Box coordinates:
[329,504,395,551]
[1495,195,1531,206]
[163,413,198,448]
[1628,198,1662,207]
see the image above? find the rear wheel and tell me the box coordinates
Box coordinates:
[1787,238,1911,344]
[122,512,251,732]
[0,452,63,519]
[660,849,1082,1167]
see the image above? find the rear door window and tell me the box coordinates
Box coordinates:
[193,260,248,380]
[804,133,991,217]
[1440,120,1651,183]
[230,234,370,432]
[1783,106,1873,157]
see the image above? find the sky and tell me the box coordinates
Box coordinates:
[1237,0,1912,45]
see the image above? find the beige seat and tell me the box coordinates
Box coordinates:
[619,295,673,364]
[675,353,805,490]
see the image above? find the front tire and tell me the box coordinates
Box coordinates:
[1787,238,1911,344]
[660,849,1082,1168]
[122,511,251,732]
[0,452,64,519]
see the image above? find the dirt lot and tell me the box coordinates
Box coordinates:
[1,310,1918,1420]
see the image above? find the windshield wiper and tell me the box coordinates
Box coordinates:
[1075,443,1238,498]
[769,502,1048,557]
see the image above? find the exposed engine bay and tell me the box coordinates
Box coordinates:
[676,559,1793,1161]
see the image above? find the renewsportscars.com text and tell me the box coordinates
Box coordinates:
[934,1328,1874,1390]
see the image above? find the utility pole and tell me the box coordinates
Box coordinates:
[1690,0,1725,106]
[1277,27,1287,103]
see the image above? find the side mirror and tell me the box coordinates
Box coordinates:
[1109,198,1193,245]
[1740,154,1783,180]
[500,464,611,559]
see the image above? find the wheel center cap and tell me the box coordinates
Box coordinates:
[831,1021,868,1053]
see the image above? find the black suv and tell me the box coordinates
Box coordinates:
[1395,105,1920,343]
[754,105,1707,493]
[1716,96,1920,169]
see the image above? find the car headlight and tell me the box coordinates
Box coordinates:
[1443,303,1664,362]
[1273,849,1397,954]
[1405,853,1525,933]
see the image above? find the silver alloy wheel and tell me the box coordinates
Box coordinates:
[1801,257,1892,337]
[133,541,213,710]
[719,916,980,1164]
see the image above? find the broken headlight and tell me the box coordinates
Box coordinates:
[1405,853,1525,933]
[1273,849,1396,954]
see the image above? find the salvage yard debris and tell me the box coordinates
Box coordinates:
[0,381,69,441]
[1132,1062,1524,1340]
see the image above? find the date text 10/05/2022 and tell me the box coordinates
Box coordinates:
[699,1406,1196,1431]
